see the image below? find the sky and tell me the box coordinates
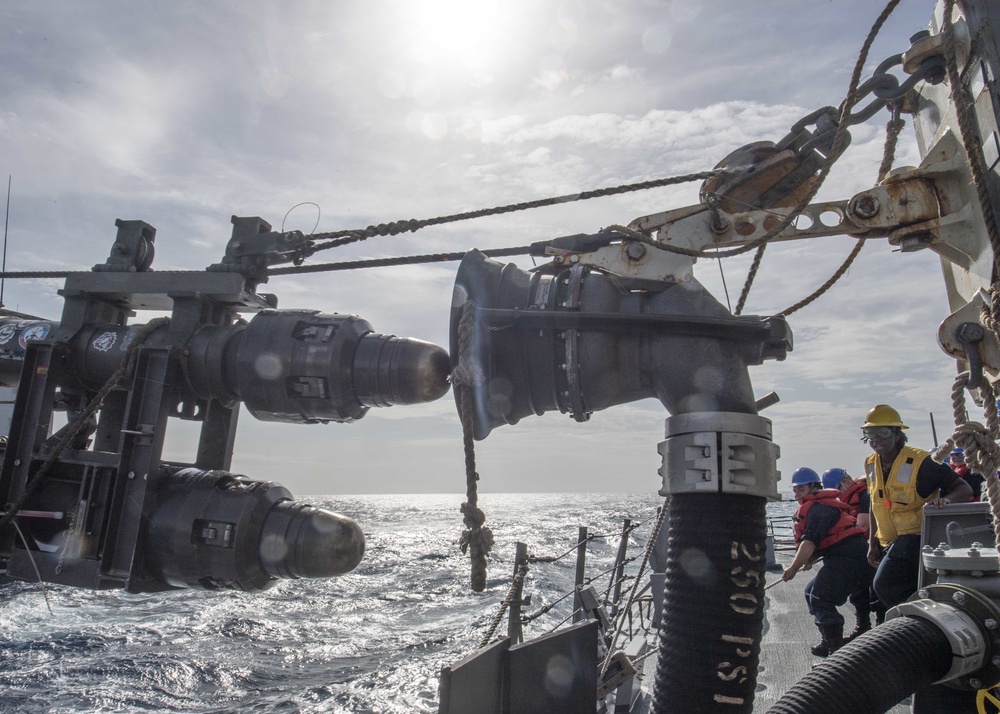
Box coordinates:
[0,0,974,498]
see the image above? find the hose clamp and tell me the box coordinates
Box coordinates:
[658,411,780,500]
[887,584,994,687]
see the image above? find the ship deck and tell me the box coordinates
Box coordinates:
[751,547,910,713]
[619,546,914,713]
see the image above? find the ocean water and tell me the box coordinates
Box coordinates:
[0,493,796,713]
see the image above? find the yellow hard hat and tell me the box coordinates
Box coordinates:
[861,404,908,429]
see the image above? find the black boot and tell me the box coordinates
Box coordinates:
[844,611,871,643]
[810,623,843,657]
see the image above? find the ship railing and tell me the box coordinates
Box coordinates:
[493,519,654,647]
[447,508,794,713]
[462,515,659,713]
[487,511,793,650]
[768,514,797,550]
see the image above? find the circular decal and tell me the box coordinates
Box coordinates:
[19,323,50,349]
[0,324,16,345]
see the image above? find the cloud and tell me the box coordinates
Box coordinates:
[476,102,806,151]
[0,0,962,497]
[607,64,642,82]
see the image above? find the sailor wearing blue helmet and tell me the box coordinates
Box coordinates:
[782,467,872,657]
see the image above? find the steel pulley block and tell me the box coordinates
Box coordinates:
[700,142,821,214]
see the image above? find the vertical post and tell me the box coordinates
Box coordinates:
[608,518,631,618]
[507,541,527,644]
[196,401,240,471]
[2,175,10,308]
[572,526,588,623]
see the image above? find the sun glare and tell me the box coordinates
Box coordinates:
[407,0,510,71]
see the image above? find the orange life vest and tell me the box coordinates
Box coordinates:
[793,489,865,549]
[841,478,868,517]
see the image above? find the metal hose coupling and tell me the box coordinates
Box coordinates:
[658,411,781,499]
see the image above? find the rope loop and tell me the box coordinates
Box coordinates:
[451,301,484,388]
[940,372,1000,542]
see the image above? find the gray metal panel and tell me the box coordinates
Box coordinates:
[614,635,651,713]
[649,573,666,629]
[920,500,994,550]
[662,411,772,439]
[60,272,271,311]
[913,0,1000,310]
[964,0,1000,224]
[918,500,995,588]
[438,637,509,714]
[508,619,597,714]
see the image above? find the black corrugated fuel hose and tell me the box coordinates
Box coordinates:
[766,615,953,714]
[651,492,767,713]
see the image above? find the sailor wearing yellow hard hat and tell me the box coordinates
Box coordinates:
[861,404,972,609]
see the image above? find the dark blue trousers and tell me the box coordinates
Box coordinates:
[872,534,922,609]
[804,535,873,626]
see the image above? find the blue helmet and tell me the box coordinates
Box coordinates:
[821,468,848,490]
[791,467,821,487]
[951,447,965,458]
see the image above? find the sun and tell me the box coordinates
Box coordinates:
[406,0,511,72]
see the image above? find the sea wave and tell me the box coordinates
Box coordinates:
[0,493,793,713]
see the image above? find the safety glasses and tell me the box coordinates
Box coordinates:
[862,426,895,441]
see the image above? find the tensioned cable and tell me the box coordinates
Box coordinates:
[2,176,10,306]
[299,169,732,256]
[0,171,730,281]
[267,245,531,276]
[0,247,533,281]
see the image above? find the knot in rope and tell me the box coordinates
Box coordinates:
[460,513,495,593]
[451,362,484,389]
[941,373,999,473]
[461,500,487,530]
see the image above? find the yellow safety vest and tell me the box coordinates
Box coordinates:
[865,446,937,547]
